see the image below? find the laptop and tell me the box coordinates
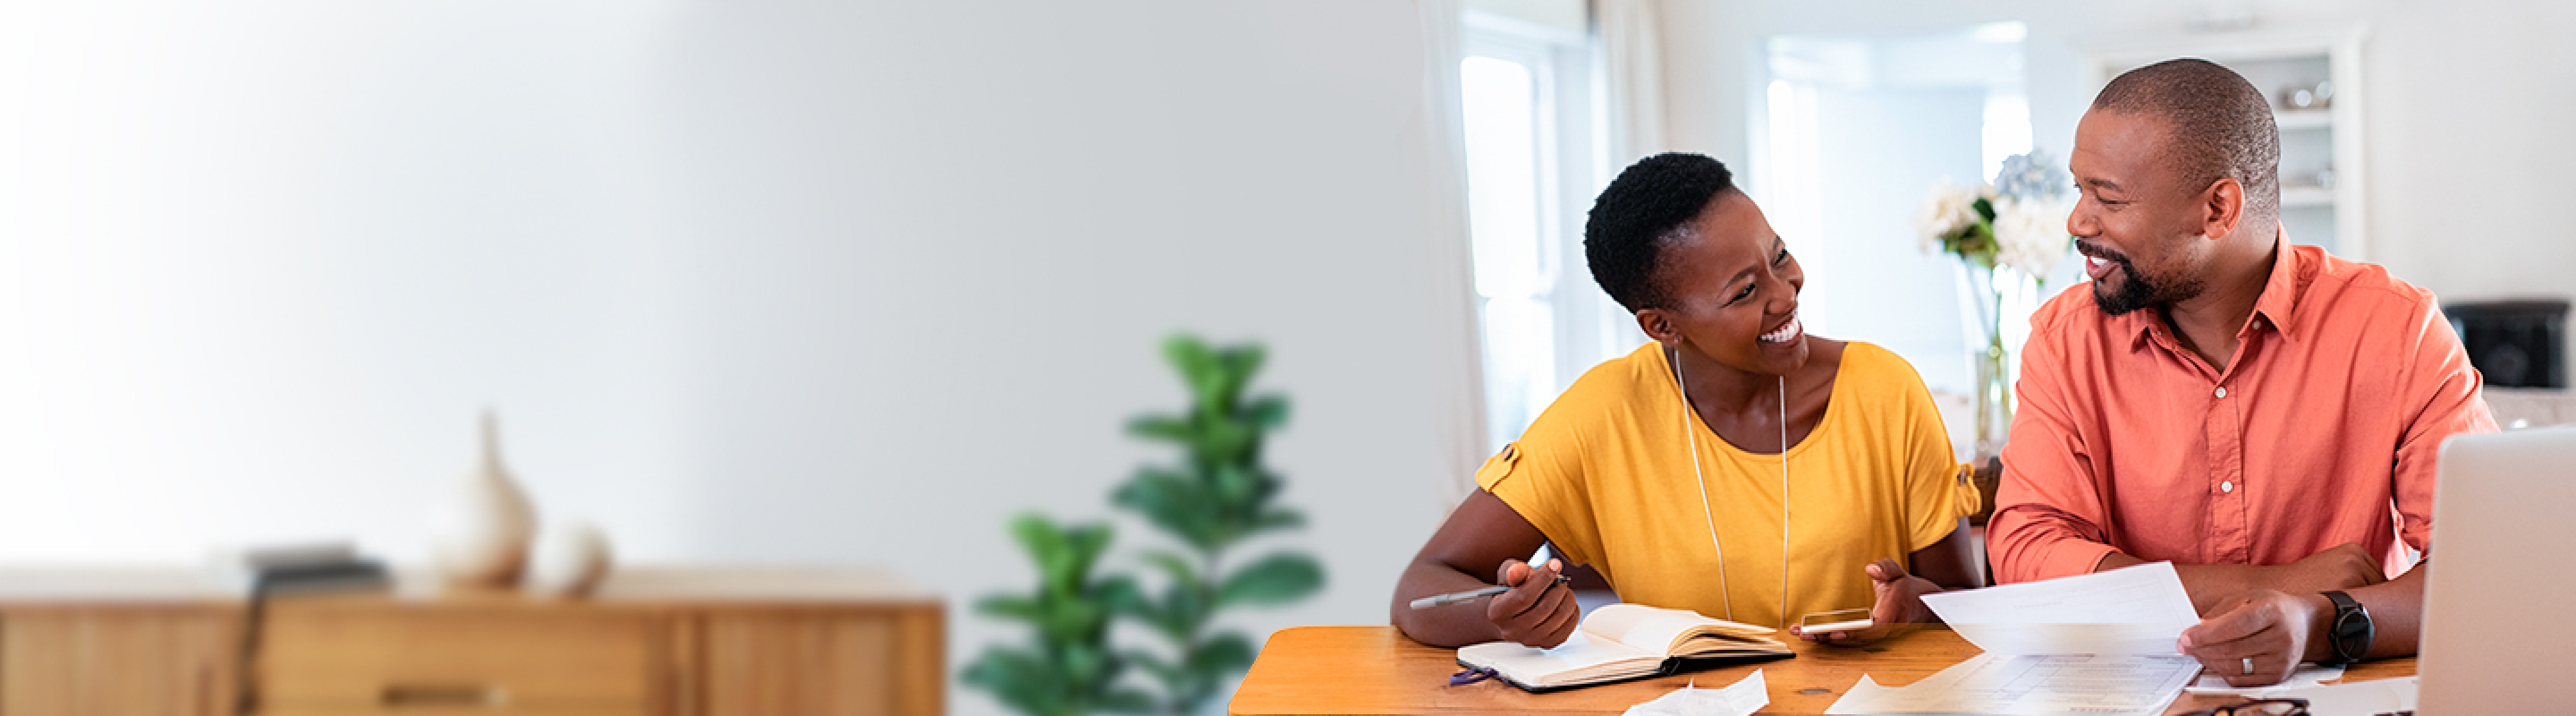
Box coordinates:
[2417,424,2576,714]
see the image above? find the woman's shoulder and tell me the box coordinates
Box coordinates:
[1829,340,1932,394]
[1817,340,1943,434]
[1512,342,1674,443]
[1557,341,1673,401]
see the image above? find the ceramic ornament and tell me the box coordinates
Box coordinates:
[525,521,614,598]
[427,411,539,588]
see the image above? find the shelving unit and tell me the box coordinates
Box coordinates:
[2085,27,2369,261]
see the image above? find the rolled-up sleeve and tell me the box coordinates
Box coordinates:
[1988,311,2118,584]
[2395,300,2498,557]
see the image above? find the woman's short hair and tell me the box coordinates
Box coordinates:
[1584,152,1736,313]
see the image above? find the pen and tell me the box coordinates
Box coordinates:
[1408,575,1571,610]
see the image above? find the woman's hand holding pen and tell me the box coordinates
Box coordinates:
[1488,558,1580,648]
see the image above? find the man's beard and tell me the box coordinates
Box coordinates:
[2088,248,2203,316]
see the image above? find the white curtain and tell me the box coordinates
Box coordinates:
[1596,0,1668,163]
[1416,0,1494,506]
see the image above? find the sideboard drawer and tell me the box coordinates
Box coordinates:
[261,607,652,714]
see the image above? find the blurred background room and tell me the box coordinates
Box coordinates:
[0,1,2568,714]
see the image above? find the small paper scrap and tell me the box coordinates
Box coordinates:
[1624,669,1769,716]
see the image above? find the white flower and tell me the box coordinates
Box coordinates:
[1912,180,1982,252]
[1990,197,2072,277]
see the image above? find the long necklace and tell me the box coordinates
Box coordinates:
[1675,349,1791,626]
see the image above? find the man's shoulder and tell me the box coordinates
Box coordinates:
[2026,279,2117,341]
[2274,245,2442,347]
[2294,244,2437,312]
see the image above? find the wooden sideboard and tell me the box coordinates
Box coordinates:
[0,567,940,716]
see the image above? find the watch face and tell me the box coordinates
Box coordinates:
[2333,610,2373,655]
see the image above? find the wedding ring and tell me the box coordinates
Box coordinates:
[2241,657,2255,675]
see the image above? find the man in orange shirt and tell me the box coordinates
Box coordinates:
[1989,59,2495,686]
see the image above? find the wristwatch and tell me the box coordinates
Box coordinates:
[2318,590,2374,665]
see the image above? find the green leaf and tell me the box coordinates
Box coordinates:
[1114,468,1225,551]
[1125,648,1179,685]
[1034,598,1109,644]
[1189,631,1259,677]
[1006,514,1113,598]
[1211,464,1259,510]
[1162,334,1222,401]
[1098,686,1157,714]
[963,644,1111,716]
[1145,580,1210,641]
[1218,551,1326,607]
[1136,549,1200,586]
[976,594,1043,621]
[1094,574,1144,616]
[1247,507,1305,534]
[1221,342,1267,383]
[1240,394,1290,431]
[1196,417,1255,465]
[1125,414,1193,443]
[961,649,1056,716]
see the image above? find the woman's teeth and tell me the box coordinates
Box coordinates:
[1759,316,1803,343]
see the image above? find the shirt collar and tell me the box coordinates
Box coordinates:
[2244,240,2303,342]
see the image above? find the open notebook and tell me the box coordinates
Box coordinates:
[1456,604,1792,692]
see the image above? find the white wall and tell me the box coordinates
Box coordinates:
[0,2,1484,714]
[1660,0,2576,366]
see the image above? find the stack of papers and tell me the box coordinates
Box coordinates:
[1826,562,2204,716]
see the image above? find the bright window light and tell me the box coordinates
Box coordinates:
[1459,54,1558,449]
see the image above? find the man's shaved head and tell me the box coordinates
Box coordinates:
[2091,58,2280,227]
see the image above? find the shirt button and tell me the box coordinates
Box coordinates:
[2221,480,2236,493]
[2215,387,2228,398]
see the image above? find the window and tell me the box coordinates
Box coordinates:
[1753,24,2037,401]
[1459,9,1627,452]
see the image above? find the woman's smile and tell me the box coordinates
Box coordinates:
[1758,313,1804,345]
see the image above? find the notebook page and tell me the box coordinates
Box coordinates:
[1459,629,1664,687]
[1582,604,1770,654]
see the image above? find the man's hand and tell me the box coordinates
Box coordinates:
[1790,559,1943,646]
[1487,558,1579,648]
[2278,543,2386,594]
[2178,590,2330,687]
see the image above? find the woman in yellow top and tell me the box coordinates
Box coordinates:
[1392,153,1983,648]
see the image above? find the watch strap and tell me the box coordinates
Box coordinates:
[2318,590,2373,665]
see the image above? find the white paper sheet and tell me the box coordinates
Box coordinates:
[2184,662,2346,696]
[1919,561,2200,655]
[1624,669,1769,716]
[1828,563,2205,715]
[2249,676,2417,715]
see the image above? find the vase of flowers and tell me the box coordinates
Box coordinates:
[1914,151,2074,459]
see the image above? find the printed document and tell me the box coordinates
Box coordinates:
[1825,562,2203,716]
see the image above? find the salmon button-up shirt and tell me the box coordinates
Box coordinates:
[1990,242,2496,584]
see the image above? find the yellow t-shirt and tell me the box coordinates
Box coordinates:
[1477,341,1977,629]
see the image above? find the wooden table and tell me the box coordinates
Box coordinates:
[1230,625,2417,715]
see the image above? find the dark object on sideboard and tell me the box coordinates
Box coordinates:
[2446,300,2566,388]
